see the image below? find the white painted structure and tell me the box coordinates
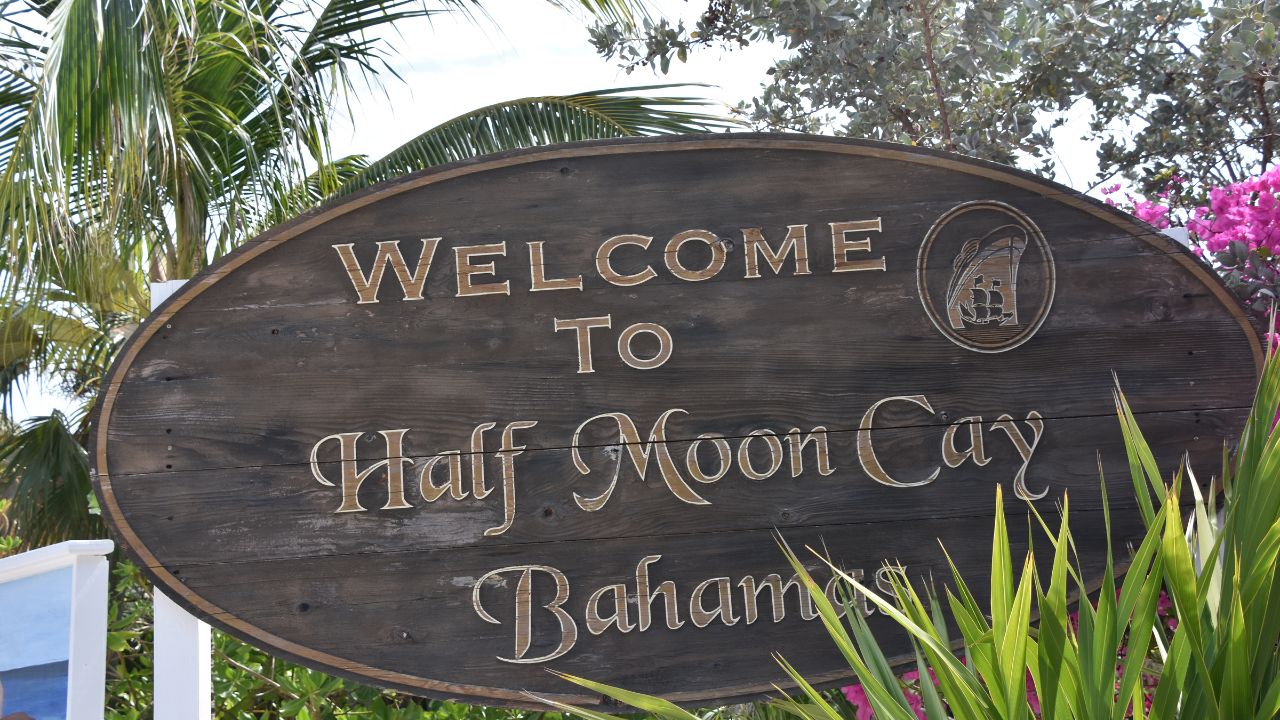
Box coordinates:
[153,590,212,719]
[0,539,113,720]
[150,279,213,720]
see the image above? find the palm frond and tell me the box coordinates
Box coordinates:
[295,0,446,76]
[0,410,99,547]
[0,67,34,172]
[544,0,649,26]
[252,153,370,235]
[339,85,735,193]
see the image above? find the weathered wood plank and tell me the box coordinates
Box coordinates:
[94,135,1261,708]
[106,406,1236,565]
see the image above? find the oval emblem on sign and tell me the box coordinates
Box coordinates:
[918,201,1056,353]
[94,135,1261,708]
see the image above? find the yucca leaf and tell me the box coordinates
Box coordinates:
[778,540,931,719]
[547,671,700,720]
[1150,625,1191,718]
[818,558,993,717]
[1033,497,1076,720]
[1253,672,1280,720]
[990,485,1014,638]
[837,582,907,696]
[522,691,637,720]
[1239,517,1280,693]
[770,694,837,720]
[912,644,949,720]
[777,539,866,677]
[1160,487,1221,714]
[1113,384,1166,525]
[1222,563,1251,719]
[879,570,993,718]
[1111,556,1162,720]
[775,654,893,720]
[995,553,1035,719]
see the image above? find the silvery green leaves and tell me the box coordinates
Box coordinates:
[590,0,1279,190]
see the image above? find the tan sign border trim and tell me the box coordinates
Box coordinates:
[91,134,1264,707]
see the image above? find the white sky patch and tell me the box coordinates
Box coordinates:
[328,0,783,161]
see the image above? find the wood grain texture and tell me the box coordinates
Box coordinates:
[93,134,1261,708]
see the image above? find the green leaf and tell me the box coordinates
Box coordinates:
[548,671,699,720]
[339,86,735,194]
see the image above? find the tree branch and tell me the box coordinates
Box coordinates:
[917,1,954,151]
[1255,72,1274,171]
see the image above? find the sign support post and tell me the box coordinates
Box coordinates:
[153,589,211,719]
[149,279,211,720]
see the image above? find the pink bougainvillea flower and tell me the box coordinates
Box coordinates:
[1026,671,1042,716]
[841,684,874,720]
[1189,165,1280,254]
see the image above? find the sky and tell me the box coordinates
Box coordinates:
[326,0,784,162]
[12,0,1102,422]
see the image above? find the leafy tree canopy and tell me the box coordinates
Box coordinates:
[591,0,1279,190]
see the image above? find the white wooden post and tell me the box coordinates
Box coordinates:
[150,279,212,720]
[153,590,211,718]
[0,539,114,720]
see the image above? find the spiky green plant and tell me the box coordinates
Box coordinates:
[548,346,1280,719]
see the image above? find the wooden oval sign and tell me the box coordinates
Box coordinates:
[94,135,1261,708]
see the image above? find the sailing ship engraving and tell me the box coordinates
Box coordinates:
[944,224,1029,330]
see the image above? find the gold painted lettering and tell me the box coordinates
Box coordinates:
[473,565,577,664]
[990,411,1047,500]
[942,416,991,469]
[786,427,835,477]
[598,234,657,286]
[685,433,732,484]
[857,395,941,487]
[743,225,812,278]
[689,577,739,627]
[419,450,465,502]
[310,429,414,513]
[739,573,817,624]
[570,409,709,510]
[585,583,635,635]
[822,574,849,619]
[554,315,612,374]
[873,565,901,615]
[469,422,497,499]
[635,555,684,631]
[737,429,784,480]
[487,421,538,537]
[823,568,871,617]
[830,219,886,273]
[665,229,725,282]
[616,322,673,370]
[527,241,583,292]
[455,242,510,297]
[332,238,440,304]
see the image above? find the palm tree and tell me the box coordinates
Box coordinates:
[0,0,729,546]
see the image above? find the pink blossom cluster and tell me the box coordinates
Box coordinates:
[841,665,1038,719]
[1100,183,1174,230]
[841,668,945,720]
[1187,165,1280,254]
